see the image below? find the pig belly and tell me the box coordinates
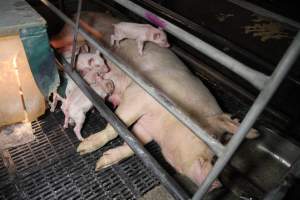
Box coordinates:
[136,104,214,175]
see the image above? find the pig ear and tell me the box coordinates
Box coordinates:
[88,58,94,66]
[80,44,90,53]
[153,32,161,40]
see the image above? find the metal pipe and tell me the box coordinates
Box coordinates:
[54,56,190,200]
[41,0,225,157]
[228,0,300,29]
[133,0,300,86]
[193,32,300,199]
[70,0,82,69]
[113,0,269,90]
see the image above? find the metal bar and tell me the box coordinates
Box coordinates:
[113,0,269,90]
[228,0,300,29]
[41,0,225,157]
[132,0,300,86]
[53,56,190,200]
[70,0,82,69]
[193,32,300,199]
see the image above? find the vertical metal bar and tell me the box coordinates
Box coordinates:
[193,32,300,199]
[41,0,225,157]
[113,0,269,90]
[70,0,82,68]
[55,57,190,200]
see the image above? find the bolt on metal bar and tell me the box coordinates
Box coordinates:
[54,56,190,200]
[41,0,225,157]
[193,31,300,200]
[228,0,300,29]
[113,0,269,90]
[70,0,82,69]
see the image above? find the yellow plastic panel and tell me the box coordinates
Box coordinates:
[0,35,45,126]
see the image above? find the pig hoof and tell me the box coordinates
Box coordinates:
[95,151,118,171]
[77,135,106,155]
[209,180,222,192]
[246,128,259,139]
[95,158,112,171]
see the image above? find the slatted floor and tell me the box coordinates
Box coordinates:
[0,109,166,200]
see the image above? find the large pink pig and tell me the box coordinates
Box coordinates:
[54,12,258,190]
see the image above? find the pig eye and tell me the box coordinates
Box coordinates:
[88,58,94,65]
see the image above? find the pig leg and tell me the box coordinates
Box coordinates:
[95,143,133,170]
[74,116,85,141]
[110,34,123,48]
[50,92,65,112]
[63,113,69,129]
[209,114,259,139]
[137,39,144,56]
[77,124,117,154]
[110,34,116,47]
[49,92,58,112]
[95,118,153,170]
[77,88,145,154]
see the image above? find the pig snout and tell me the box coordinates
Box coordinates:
[102,79,115,95]
[95,76,115,96]
[152,30,170,48]
[160,42,170,48]
[88,51,109,73]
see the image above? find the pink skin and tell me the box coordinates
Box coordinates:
[50,49,109,112]
[82,60,257,188]
[54,12,258,190]
[76,50,109,76]
[53,68,114,141]
[111,22,170,56]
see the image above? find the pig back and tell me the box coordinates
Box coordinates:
[110,39,223,119]
[85,12,222,118]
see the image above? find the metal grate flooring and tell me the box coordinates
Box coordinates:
[0,109,165,200]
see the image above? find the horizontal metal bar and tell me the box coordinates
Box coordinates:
[193,31,300,199]
[228,0,300,29]
[113,0,269,90]
[41,0,225,157]
[132,0,287,83]
[53,56,190,200]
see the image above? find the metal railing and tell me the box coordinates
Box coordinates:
[40,0,300,199]
[113,0,269,90]
[228,0,300,29]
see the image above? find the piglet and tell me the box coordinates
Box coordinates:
[76,50,109,76]
[111,22,170,55]
[55,68,114,141]
[50,50,109,112]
